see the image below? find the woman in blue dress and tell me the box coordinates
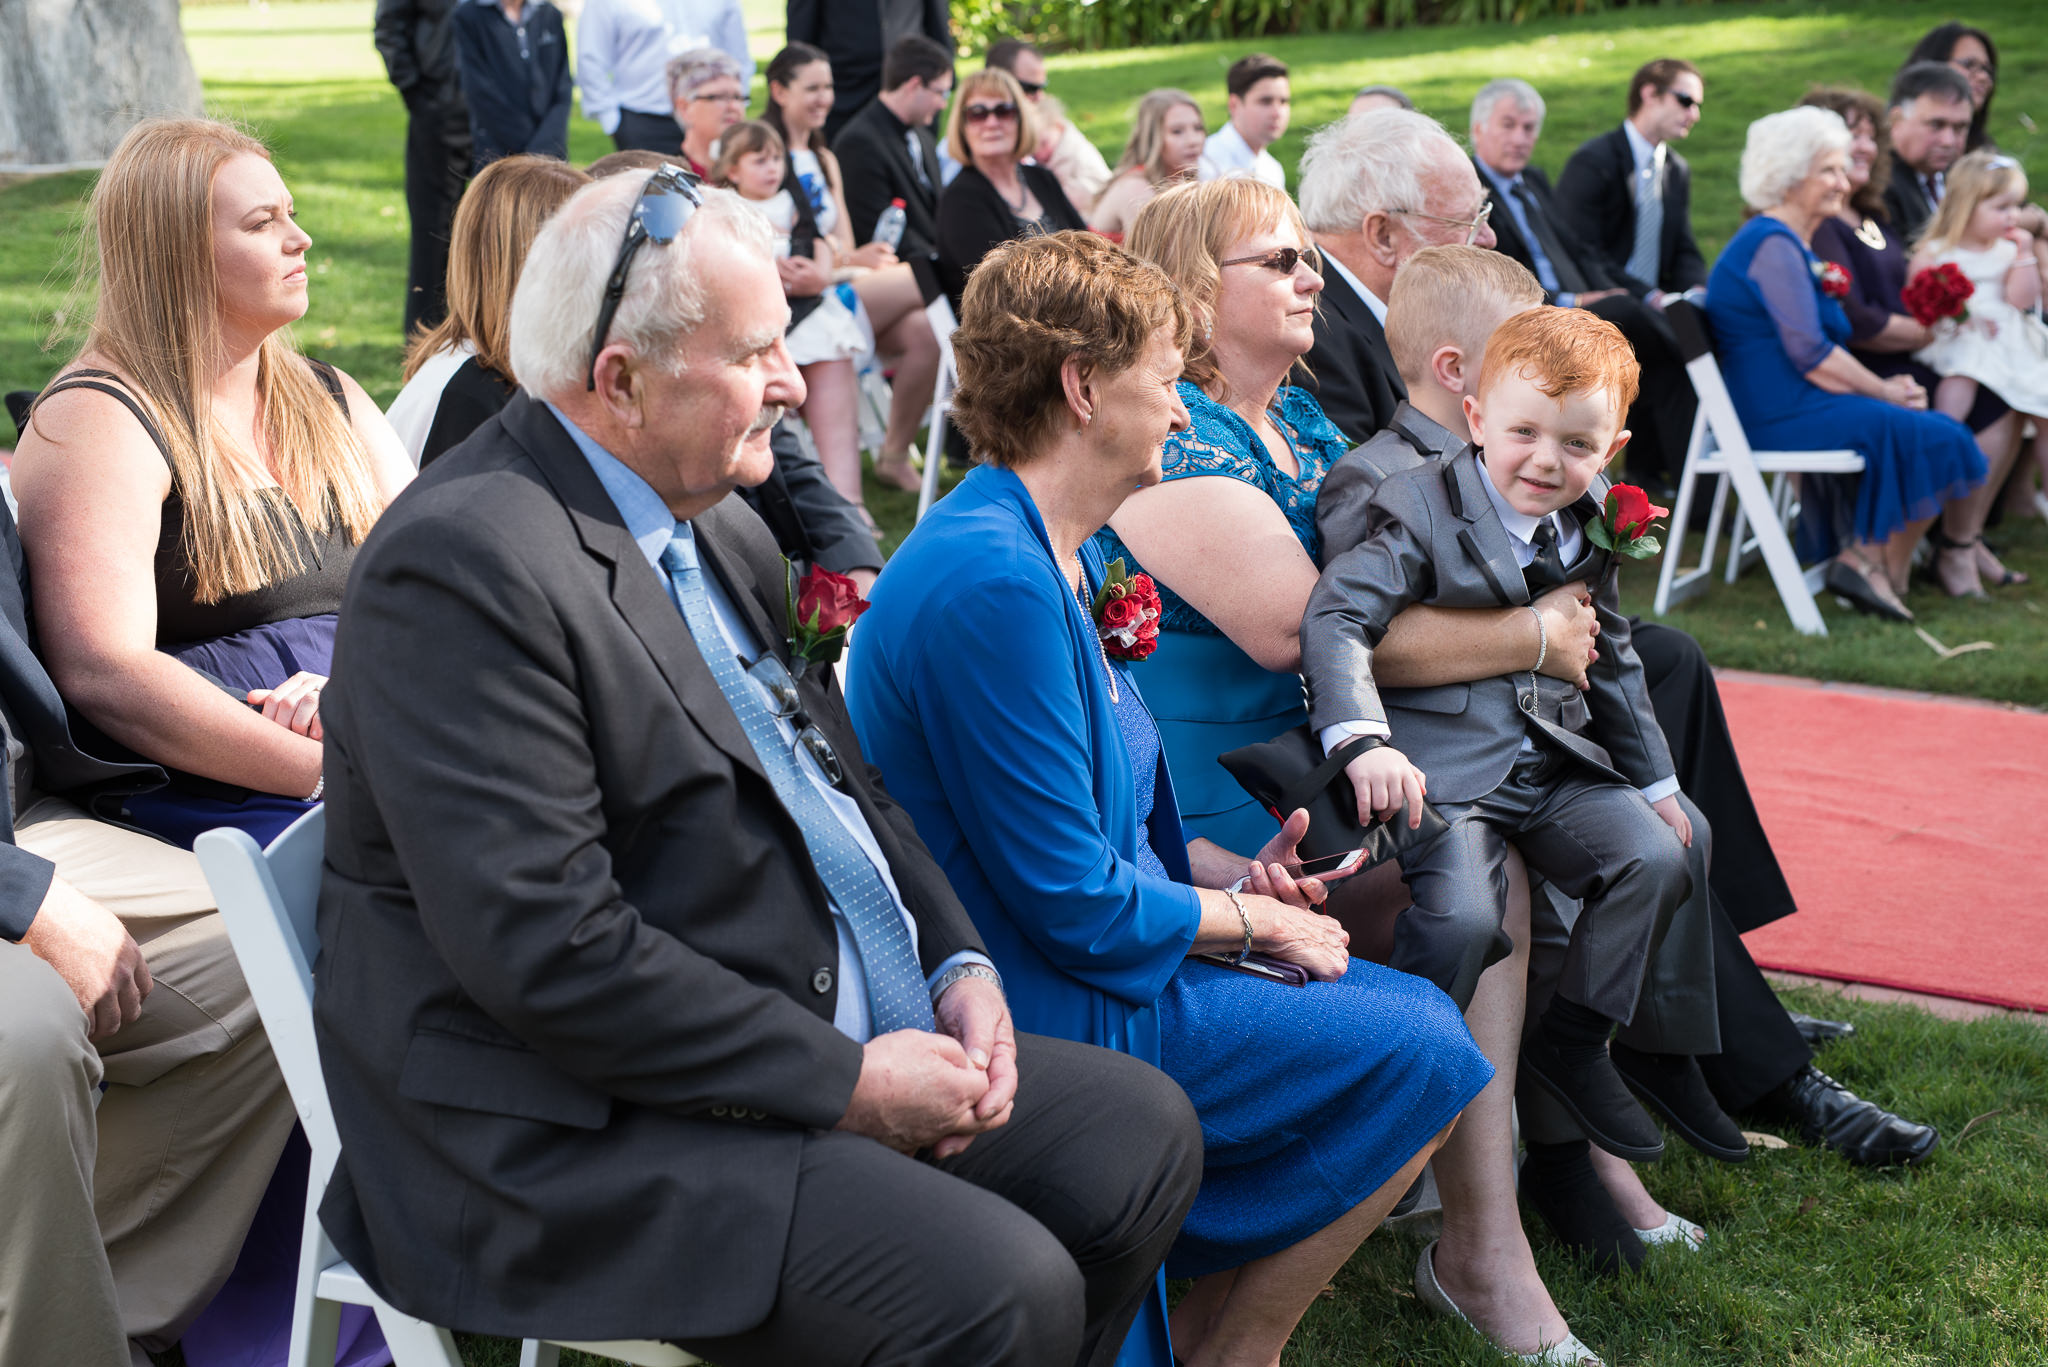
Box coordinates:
[849,230,1490,1367]
[1705,105,1985,622]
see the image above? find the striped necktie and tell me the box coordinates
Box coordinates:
[1627,148,1665,286]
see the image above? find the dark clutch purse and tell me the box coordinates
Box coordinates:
[1218,727,1450,867]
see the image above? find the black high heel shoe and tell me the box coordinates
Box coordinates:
[1922,528,1990,600]
[1824,556,1913,621]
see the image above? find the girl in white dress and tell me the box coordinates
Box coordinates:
[1913,151,2048,413]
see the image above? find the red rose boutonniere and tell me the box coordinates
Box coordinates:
[1091,559,1163,662]
[1811,259,1853,299]
[1585,483,1669,596]
[785,562,869,679]
[1901,261,1974,328]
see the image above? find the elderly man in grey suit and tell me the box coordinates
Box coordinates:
[313,167,1200,1365]
[1300,305,1702,1168]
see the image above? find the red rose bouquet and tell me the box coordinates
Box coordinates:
[1090,559,1162,662]
[1901,262,1974,328]
[786,563,869,677]
[1585,483,1669,597]
[1811,259,1853,300]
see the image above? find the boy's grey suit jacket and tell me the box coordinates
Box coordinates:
[1300,445,1674,805]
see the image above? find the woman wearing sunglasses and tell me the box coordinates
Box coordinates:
[850,230,1487,1367]
[934,66,1088,314]
[667,47,750,179]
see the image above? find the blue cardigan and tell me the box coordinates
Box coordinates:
[847,465,1204,1067]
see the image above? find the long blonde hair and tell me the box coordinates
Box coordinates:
[1916,149,2029,256]
[403,154,590,381]
[1114,89,1203,187]
[1125,177,1313,403]
[47,117,382,604]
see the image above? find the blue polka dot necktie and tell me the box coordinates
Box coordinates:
[661,535,936,1035]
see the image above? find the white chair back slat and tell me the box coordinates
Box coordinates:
[916,293,959,523]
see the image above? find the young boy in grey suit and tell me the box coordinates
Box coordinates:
[1300,306,1699,1162]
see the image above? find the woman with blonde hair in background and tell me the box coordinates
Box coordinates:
[15,117,414,849]
[385,153,590,466]
[1089,88,1206,240]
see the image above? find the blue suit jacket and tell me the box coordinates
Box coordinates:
[847,465,1203,1067]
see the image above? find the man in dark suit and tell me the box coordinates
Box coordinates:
[314,171,1200,1364]
[1297,108,1497,444]
[0,500,292,1366]
[788,0,953,142]
[1882,61,1975,241]
[1555,59,1708,305]
[373,0,471,337]
[831,34,953,258]
[1471,77,1695,492]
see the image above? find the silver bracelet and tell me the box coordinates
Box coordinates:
[1526,604,1548,674]
[306,774,325,803]
[1221,887,1254,965]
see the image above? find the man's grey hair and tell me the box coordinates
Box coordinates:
[509,172,774,400]
[1472,78,1545,131]
[1299,108,1464,235]
[667,47,748,108]
[1351,84,1414,110]
[1739,105,1852,212]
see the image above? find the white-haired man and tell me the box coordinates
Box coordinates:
[1467,77,1696,492]
[311,169,1201,1364]
[1297,107,1497,443]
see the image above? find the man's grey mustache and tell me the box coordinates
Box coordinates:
[748,405,786,436]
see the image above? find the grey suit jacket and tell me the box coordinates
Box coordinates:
[1301,447,1674,804]
[1314,402,1466,567]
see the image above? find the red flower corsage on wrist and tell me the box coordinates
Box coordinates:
[1811,259,1853,299]
[1091,559,1163,662]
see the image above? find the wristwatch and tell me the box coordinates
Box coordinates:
[930,961,1004,1001]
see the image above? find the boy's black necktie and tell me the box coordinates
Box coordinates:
[1526,517,1569,592]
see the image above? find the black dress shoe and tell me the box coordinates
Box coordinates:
[1823,558,1913,622]
[1788,1011,1856,1048]
[1520,1140,1646,1276]
[1610,1044,1750,1163]
[1756,1065,1939,1167]
[1521,1031,1665,1162]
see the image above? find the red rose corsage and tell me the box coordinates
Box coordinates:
[1811,259,1852,299]
[1091,558,1162,662]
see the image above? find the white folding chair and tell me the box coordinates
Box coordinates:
[195,811,694,1367]
[1650,301,1864,636]
[915,290,960,523]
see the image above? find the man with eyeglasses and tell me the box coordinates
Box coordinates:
[312,168,1202,1365]
[1297,107,1498,443]
[1881,61,1977,242]
[1470,77,1696,493]
[1556,58,1709,310]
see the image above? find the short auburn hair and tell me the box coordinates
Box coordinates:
[1477,306,1640,414]
[950,231,1194,469]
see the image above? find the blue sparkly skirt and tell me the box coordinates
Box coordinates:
[1157,957,1492,1278]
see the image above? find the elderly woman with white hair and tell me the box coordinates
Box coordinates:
[1705,104,1985,620]
[669,47,750,178]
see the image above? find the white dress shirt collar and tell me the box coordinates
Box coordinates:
[1321,248,1388,325]
[1472,449,1584,564]
[1622,118,1665,177]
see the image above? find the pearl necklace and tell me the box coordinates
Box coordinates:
[1070,554,1118,703]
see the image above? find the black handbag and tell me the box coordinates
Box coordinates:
[1218,726,1450,866]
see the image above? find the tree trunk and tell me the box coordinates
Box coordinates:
[0,0,203,168]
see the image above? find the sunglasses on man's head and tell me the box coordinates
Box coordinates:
[964,101,1019,124]
[586,164,703,391]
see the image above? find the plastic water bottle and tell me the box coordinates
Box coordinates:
[873,198,907,251]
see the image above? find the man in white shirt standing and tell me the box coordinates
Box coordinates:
[578,0,753,152]
[1197,53,1290,190]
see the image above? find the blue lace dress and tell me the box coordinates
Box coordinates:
[1095,382,1345,855]
[1705,216,1984,550]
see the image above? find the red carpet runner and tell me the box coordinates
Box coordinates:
[1719,672,2048,1014]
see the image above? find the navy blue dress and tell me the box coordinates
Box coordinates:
[851,466,1492,1325]
[1705,215,1984,549]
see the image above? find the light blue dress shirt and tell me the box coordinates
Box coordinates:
[1474,155,1572,305]
[545,404,988,1039]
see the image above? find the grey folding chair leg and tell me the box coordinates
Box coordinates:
[521,1343,562,1367]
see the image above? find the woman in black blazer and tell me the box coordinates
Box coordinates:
[935,67,1087,312]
